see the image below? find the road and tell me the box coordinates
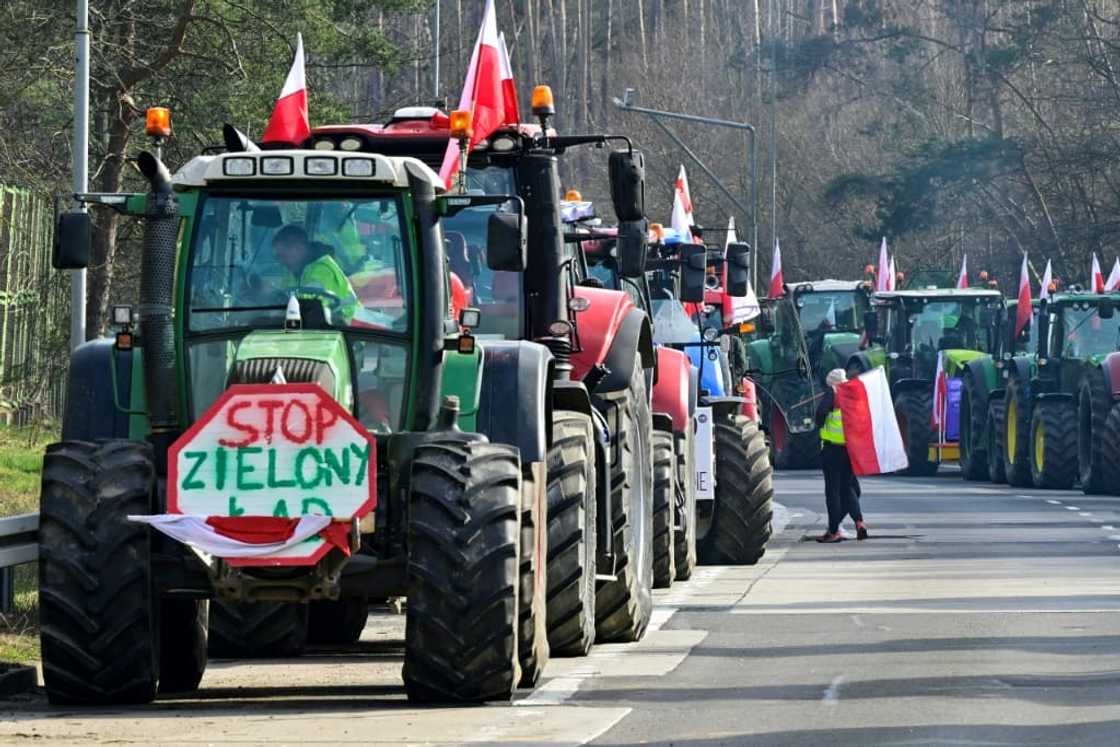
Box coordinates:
[4,470,1120,745]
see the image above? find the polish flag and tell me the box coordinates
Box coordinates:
[876,238,890,292]
[768,238,784,298]
[438,0,509,188]
[724,217,760,323]
[1092,253,1106,293]
[1106,258,1120,292]
[888,255,898,291]
[671,165,695,243]
[129,514,352,559]
[835,367,909,475]
[1014,254,1032,338]
[498,33,520,125]
[262,34,311,146]
[1039,259,1054,302]
[931,351,948,428]
[956,254,968,289]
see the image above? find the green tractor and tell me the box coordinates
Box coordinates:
[993,290,1120,491]
[846,288,1004,475]
[44,137,564,704]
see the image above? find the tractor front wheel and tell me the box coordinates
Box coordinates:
[308,597,369,645]
[1030,399,1078,489]
[959,375,988,481]
[517,462,549,688]
[986,399,1007,484]
[700,414,774,565]
[1003,377,1034,487]
[652,430,677,588]
[404,439,522,703]
[1101,402,1120,496]
[894,389,938,476]
[1078,373,1112,494]
[158,599,209,693]
[208,600,309,659]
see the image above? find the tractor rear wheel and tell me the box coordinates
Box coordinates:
[673,429,698,582]
[768,380,820,469]
[545,410,597,657]
[894,389,938,476]
[595,354,654,643]
[208,600,309,659]
[652,430,677,589]
[158,599,208,693]
[959,375,988,481]
[1078,373,1112,494]
[986,399,1007,484]
[517,463,549,688]
[308,597,369,645]
[1003,377,1034,487]
[404,439,522,703]
[1102,402,1120,496]
[1030,399,1078,489]
[700,414,774,565]
[39,440,160,705]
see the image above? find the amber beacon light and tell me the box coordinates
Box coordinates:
[145,107,171,138]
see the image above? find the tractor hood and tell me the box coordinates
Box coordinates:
[229,330,353,411]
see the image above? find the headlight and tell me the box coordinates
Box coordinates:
[223,157,255,176]
[343,158,374,177]
[261,157,294,176]
[305,157,337,176]
[339,136,363,151]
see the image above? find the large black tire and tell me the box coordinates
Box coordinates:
[959,374,989,481]
[158,599,208,693]
[595,354,654,643]
[403,439,522,703]
[208,600,309,659]
[700,414,774,565]
[545,411,597,657]
[1078,372,1113,494]
[39,440,160,705]
[1102,402,1120,496]
[1030,399,1078,489]
[673,429,698,582]
[894,389,938,476]
[768,380,820,469]
[517,463,549,688]
[652,430,677,589]
[1003,376,1034,487]
[986,398,1007,484]
[307,597,369,645]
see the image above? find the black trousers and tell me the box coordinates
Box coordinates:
[821,442,862,533]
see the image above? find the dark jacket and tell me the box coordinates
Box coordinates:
[815,389,836,429]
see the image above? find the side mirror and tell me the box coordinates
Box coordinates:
[725,241,750,297]
[680,243,706,303]
[1100,298,1115,320]
[53,210,92,269]
[608,150,645,222]
[863,311,878,338]
[617,218,648,278]
[486,211,527,271]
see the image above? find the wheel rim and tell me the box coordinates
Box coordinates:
[1007,396,1018,462]
[1034,417,1045,473]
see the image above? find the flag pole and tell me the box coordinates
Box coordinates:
[70,0,89,349]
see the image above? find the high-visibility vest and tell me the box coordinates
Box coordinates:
[820,408,845,445]
[288,254,361,323]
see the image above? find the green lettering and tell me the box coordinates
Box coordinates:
[227,495,246,516]
[272,498,290,517]
[181,451,207,490]
[301,497,333,516]
[236,447,264,490]
[350,442,372,486]
[215,448,227,491]
[323,448,350,485]
[295,448,324,489]
[267,449,296,488]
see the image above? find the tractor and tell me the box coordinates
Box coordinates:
[315,91,659,654]
[45,123,564,704]
[994,290,1120,491]
[846,288,1004,475]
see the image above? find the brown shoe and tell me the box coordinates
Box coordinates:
[816,531,843,543]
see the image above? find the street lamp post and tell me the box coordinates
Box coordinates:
[70,0,90,349]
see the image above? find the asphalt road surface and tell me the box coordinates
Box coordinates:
[4,469,1120,745]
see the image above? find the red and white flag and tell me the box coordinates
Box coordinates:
[671,165,695,243]
[768,238,784,298]
[1106,258,1120,292]
[1092,253,1106,293]
[498,33,520,126]
[888,255,897,290]
[956,254,968,289]
[876,238,890,292]
[438,0,513,187]
[836,367,909,475]
[129,514,352,559]
[262,34,310,146]
[1014,254,1032,338]
[1039,259,1054,302]
[931,351,948,428]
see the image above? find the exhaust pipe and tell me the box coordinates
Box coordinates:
[136,151,179,475]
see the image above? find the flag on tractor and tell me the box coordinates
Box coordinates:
[836,367,909,475]
[957,255,968,289]
[768,238,784,298]
[1014,254,1032,338]
[498,33,520,125]
[1092,253,1106,293]
[888,255,898,290]
[1039,259,1054,302]
[438,0,516,187]
[129,514,352,559]
[876,238,890,292]
[262,33,310,146]
[1106,258,1120,292]
[724,217,760,323]
[671,165,695,243]
[931,351,948,428]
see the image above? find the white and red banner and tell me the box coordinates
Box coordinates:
[724,216,760,323]
[931,351,948,428]
[876,238,890,292]
[671,165,695,243]
[956,254,968,289]
[1106,258,1120,292]
[1039,259,1054,302]
[836,367,908,475]
[128,514,352,559]
[768,238,785,298]
[262,33,311,146]
[1014,254,1031,338]
[888,255,898,291]
[1092,253,1106,293]
[497,32,520,126]
[438,0,514,187]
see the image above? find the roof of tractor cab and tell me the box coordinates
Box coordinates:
[791,279,869,293]
[171,150,444,192]
[1047,291,1120,304]
[873,287,1002,301]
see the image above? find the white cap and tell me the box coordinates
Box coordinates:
[826,369,847,388]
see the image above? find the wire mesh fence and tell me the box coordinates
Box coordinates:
[0,186,69,425]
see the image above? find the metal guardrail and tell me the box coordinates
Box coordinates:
[0,512,37,613]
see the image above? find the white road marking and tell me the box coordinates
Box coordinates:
[1079,512,1093,517]
[1066,506,1081,511]
[1108,535,1120,541]
[822,675,847,706]
[1046,499,1063,504]
[850,614,864,628]
[1103,525,1116,531]
[1091,518,1105,523]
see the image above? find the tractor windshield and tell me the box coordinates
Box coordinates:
[905,298,997,356]
[1058,305,1120,357]
[441,166,524,338]
[797,292,865,332]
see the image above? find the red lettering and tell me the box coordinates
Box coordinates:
[314,402,339,444]
[258,399,285,444]
[219,401,259,447]
[281,399,313,444]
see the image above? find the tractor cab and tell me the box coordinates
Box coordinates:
[790,280,872,384]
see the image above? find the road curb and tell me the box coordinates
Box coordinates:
[0,663,36,697]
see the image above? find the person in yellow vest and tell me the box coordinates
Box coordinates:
[272,225,362,324]
[815,368,869,542]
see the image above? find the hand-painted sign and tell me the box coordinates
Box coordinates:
[168,383,375,565]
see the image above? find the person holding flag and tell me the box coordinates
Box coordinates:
[815,369,869,542]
